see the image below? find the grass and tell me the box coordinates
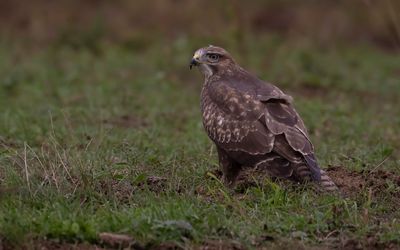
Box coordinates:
[0,35,399,249]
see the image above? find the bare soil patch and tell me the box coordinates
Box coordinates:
[204,165,400,206]
[98,175,167,201]
[103,115,148,129]
[327,165,400,200]
[196,239,244,250]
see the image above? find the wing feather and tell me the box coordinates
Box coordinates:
[262,99,321,180]
[201,75,321,181]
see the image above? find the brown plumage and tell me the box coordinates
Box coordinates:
[190,45,337,192]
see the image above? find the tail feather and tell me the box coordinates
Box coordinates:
[303,154,322,181]
[294,165,338,192]
[319,170,338,192]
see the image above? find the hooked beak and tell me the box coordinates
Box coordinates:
[189,50,202,70]
[189,58,199,70]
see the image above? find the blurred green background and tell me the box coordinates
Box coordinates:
[0,0,399,50]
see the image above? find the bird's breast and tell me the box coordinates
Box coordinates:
[200,90,257,144]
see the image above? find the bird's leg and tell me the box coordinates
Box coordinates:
[217,147,242,188]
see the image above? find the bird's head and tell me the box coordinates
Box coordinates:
[190,45,235,77]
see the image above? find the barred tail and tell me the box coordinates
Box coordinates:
[319,169,338,192]
[295,164,338,192]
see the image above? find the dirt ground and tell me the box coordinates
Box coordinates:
[327,166,400,199]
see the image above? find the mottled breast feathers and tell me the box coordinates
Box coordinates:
[201,81,275,155]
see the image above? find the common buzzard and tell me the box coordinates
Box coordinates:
[190,45,337,191]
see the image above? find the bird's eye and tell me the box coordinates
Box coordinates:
[207,54,220,62]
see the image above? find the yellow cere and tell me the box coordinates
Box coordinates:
[193,50,203,60]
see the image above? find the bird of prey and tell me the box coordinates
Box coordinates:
[190,45,337,191]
